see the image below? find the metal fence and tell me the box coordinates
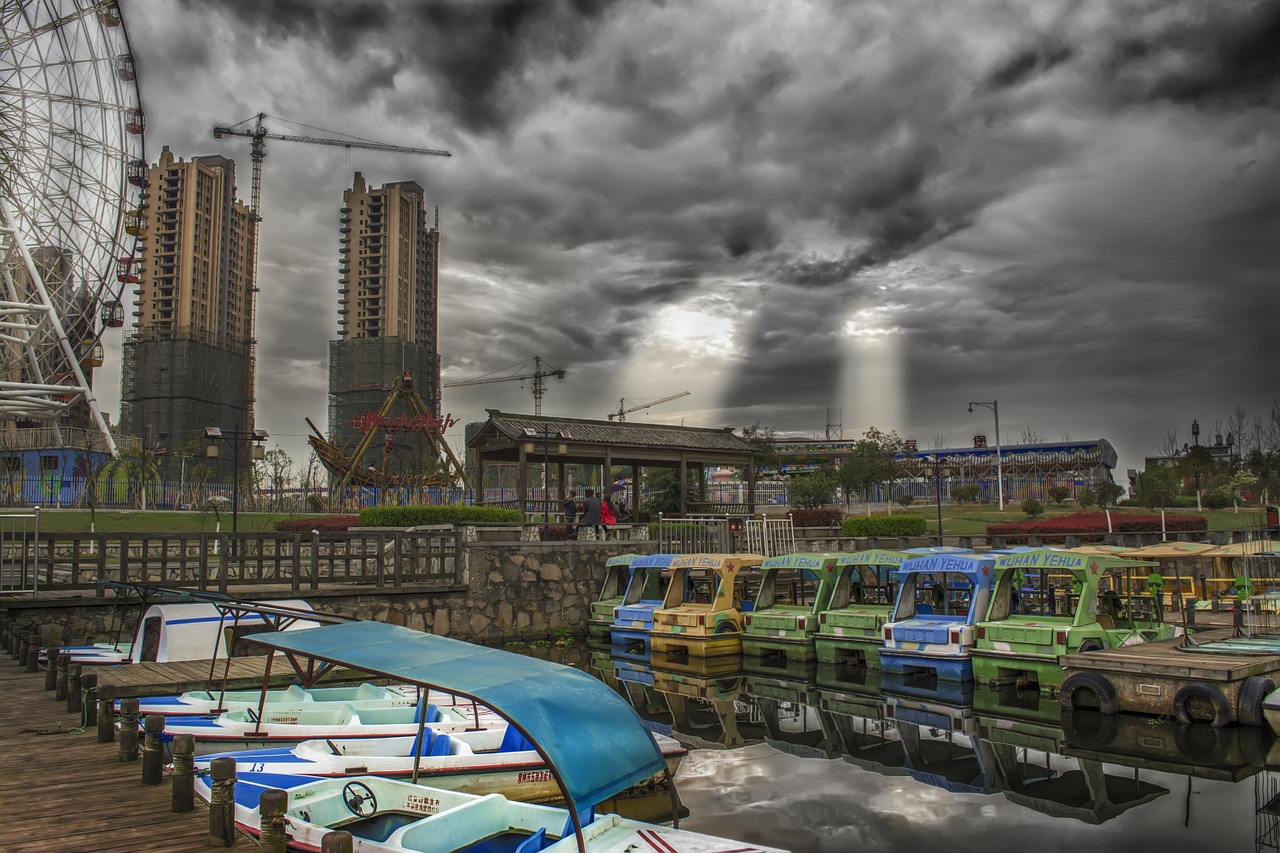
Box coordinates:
[10,528,465,595]
[745,515,795,558]
[657,515,732,554]
[0,509,39,595]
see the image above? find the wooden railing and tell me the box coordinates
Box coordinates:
[0,528,465,594]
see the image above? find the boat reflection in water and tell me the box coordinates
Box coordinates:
[600,652,1280,851]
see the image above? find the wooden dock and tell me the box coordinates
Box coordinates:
[0,657,255,851]
[1059,628,1280,725]
[92,654,377,698]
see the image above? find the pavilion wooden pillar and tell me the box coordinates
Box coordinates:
[604,446,613,499]
[679,452,688,516]
[475,455,485,505]
[746,458,756,514]
[517,445,528,517]
[697,463,707,504]
[557,460,566,505]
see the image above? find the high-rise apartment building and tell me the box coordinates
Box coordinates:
[120,146,255,468]
[328,172,441,471]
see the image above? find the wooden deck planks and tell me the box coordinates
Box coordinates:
[96,655,378,698]
[0,660,255,851]
[1059,628,1280,679]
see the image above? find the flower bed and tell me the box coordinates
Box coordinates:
[986,511,1207,544]
[273,515,361,532]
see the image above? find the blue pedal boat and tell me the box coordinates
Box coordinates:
[610,554,679,660]
[878,552,997,682]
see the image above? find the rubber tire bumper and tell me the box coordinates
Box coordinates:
[1059,671,1119,715]
[1173,681,1232,727]
[1237,676,1275,728]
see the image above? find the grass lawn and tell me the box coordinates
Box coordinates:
[880,502,1263,535]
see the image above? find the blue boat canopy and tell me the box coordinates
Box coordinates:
[244,621,667,812]
[630,553,678,568]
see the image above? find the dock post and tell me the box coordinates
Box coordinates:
[321,831,354,853]
[259,788,289,853]
[66,664,82,714]
[8,622,19,657]
[97,685,116,743]
[142,713,165,784]
[82,672,98,727]
[208,756,236,847]
[118,698,140,761]
[24,632,40,672]
[17,628,31,666]
[43,647,58,690]
[1184,603,1196,631]
[54,653,70,701]
[172,733,195,811]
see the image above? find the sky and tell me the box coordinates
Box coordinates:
[97,0,1280,481]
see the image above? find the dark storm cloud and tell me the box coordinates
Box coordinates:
[190,0,628,133]
[122,0,1280,474]
[1106,0,1280,107]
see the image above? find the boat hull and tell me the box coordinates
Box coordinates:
[741,634,817,665]
[878,649,973,682]
[813,634,883,668]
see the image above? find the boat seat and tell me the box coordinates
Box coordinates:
[741,601,754,612]
[499,726,533,753]
[414,728,437,756]
[1095,614,1115,630]
[430,733,453,756]
[916,604,934,615]
[413,702,442,724]
[513,828,546,852]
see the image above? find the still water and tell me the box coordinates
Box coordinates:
[577,647,1278,853]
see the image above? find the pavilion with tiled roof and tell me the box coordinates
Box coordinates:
[466,410,761,517]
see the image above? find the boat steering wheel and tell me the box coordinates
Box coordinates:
[342,781,378,818]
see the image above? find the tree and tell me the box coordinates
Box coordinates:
[788,467,837,509]
[740,422,780,473]
[952,484,981,505]
[1021,498,1045,518]
[836,427,904,513]
[263,447,294,511]
[1047,485,1071,505]
[1089,481,1125,509]
[642,468,698,516]
[1132,463,1181,509]
[1176,445,1218,511]
[895,494,915,508]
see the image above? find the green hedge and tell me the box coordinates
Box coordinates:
[840,515,929,537]
[358,505,524,527]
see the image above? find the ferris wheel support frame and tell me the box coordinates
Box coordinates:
[0,196,116,455]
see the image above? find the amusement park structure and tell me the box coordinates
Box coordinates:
[306,370,467,498]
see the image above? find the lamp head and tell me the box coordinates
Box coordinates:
[967,403,974,413]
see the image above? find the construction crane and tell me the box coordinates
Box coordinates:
[211,113,452,435]
[608,390,690,422]
[442,356,566,415]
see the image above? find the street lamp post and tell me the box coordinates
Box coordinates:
[932,455,945,546]
[204,426,269,535]
[968,400,1003,511]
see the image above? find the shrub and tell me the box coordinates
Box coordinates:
[274,515,360,532]
[1077,491,1096,509]
[358,505,524,527]
[539,524,576,541]
[1203,491,1232,510]
[787,469,838,509]
[789,508,844,528]
[895,495,915,508]
[986,511,1208,544]
[952,484,981,505]
[1047,486,1070,505]
[1021,498,1045,518]
[841,515,929,538]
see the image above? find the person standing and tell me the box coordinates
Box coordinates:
[577,489,603,540]
[562,490,579,527]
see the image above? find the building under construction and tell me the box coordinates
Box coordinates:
[119,147,254,474]
[326,173,441,478]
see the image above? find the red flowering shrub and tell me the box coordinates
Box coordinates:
[274,515,361,532]
[986,511,1207,543]
[788,508,844,528]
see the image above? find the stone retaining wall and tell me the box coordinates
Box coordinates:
[0,540,659,650]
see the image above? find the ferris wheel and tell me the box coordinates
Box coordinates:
[0,0,146,456]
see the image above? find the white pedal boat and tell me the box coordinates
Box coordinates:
[194,726,686,804]
[196,772,787,853]
[126,683,464,717]
[153,700,504,744]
